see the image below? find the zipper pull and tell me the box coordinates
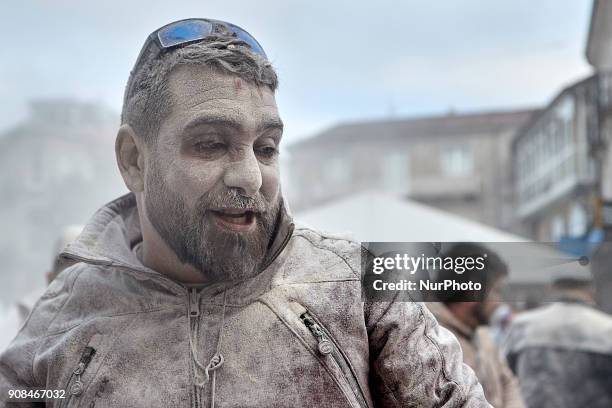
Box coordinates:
[70,362,85,395]
[189,287,200,318]
[70,377,84,396]
[70,347,96,396]
[301,313,334,355]
[316,336,334,355]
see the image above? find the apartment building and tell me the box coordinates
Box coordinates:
[287,109,537,230]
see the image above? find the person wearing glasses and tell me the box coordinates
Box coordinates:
[0,19,489,407]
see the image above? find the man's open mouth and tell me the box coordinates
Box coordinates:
[210,209,257,231]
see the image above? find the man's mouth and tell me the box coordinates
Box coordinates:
[210,209,257,232]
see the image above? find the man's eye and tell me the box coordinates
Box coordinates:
[256,146,278,158]
[194,141,226,153]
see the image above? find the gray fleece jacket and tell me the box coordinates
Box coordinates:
[0,193,490,407]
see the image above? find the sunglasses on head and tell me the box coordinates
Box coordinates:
[130,18,268,79]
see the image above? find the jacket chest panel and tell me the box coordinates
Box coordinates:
[44,309,191,408]
[195,300,367,407]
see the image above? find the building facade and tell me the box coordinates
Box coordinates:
[585,0,612,314]
[511,76,601,241]
[587,0,612,204]
[0,99,125,306]
[287,109,537,230]
[511,0,612,243]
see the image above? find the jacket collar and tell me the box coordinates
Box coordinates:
[61,192,295,280]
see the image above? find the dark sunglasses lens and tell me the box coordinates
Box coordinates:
[158,20,213,48]
[227,23,267,59]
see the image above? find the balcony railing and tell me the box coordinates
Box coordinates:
[514,74,603,218]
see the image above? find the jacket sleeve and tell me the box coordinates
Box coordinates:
[0,267,76,407]
[365,299,491,407]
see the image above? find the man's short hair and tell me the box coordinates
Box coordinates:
[436,243,508,303]
[121,35,278,144]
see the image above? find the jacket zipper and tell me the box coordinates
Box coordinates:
[188,288,201,408]
[300,312,368,408]
[62,346,96,408]
[189,287,200,318]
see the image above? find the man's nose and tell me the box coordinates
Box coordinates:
[223,150,263,197]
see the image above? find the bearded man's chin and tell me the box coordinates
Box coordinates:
[191,214,271,283]
[473,304,490,326]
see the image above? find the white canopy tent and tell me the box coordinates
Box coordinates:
[295,191,589,284]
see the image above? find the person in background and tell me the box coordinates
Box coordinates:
[489,302,515,347]
[503,276,612,408]
[17,224,84,321]
[428,243,525,408]
[0,225,83,351]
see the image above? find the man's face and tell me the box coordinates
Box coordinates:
[143,65,283,282]
[473,276,504,325]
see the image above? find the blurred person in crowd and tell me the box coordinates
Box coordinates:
[489,302,515,347]
[428,243,525,408]
[21,225,83,320]
[0,225,82,352]
[503,276,612,408]
[0,19,490,407]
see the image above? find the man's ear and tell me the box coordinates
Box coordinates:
[116,124,146,192]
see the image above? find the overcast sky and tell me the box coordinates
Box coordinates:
[1,0,594,145]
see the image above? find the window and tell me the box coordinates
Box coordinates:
[24,152,46,192]
[441,145,473,177]
[556,95,575,122]
[327,156,350,185]
[550,215,566,242]
[382,152,410,194]
[568,203,588,237]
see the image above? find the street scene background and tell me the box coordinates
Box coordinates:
[5,2,612,406]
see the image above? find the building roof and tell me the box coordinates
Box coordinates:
[0,99,118,148]
[289,108,539,151]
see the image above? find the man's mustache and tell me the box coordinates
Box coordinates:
[195,189,269,214]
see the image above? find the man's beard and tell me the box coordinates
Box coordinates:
[473,302,490,326]
[144,162,281,282]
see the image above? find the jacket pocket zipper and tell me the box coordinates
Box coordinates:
[300,312,368,408]
[62,346,96,408]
